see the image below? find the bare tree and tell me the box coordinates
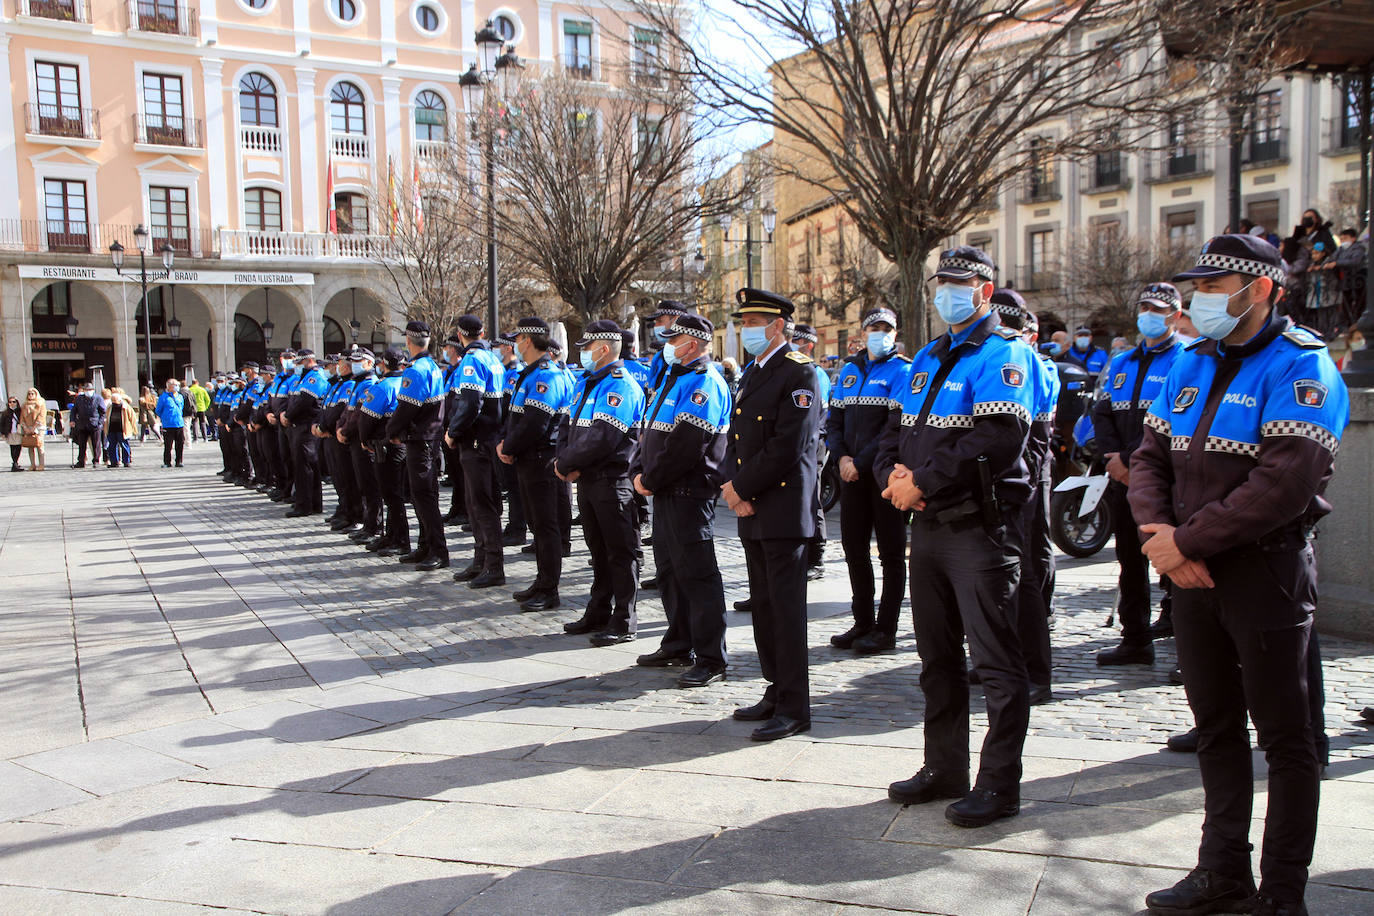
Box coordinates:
[635,0,1195,349]
[443,70,752,325]
[1058,229,1197,335]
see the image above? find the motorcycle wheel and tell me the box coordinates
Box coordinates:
[820,458,841,513]
[1050,487,1113,558]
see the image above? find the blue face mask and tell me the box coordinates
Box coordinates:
[933,284,977,325]
[1189,281,1257,340]
[351,361,367,375]
[1136,311,1168,340]
[579,348,600,372]
[652,326,670,345]
[662,342,679,365]
[741,326,771,356]
[866,330,895,358]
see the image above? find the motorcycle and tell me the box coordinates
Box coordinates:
[1049,364,1113,558]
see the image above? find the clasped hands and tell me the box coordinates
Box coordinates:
[1140,523,1214,590]
[720,480,754,517]
[882,464,926,512]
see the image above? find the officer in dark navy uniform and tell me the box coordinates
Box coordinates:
[875,247,1037,827]
[359,348,411,556]
[1130,235,1350,916]
[320,353,362,531]
[556,320,645,645]
[339,347,382,544]
[445,314,506,587]
[723,288,820,741]
[387,321,449,571]
[282,349,329,517]
[825,307,911,654]
[631,313,732,687]
[621,326,656,589]
[1090,282,1186,667]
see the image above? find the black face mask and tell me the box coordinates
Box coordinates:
[1302,217,1315,228]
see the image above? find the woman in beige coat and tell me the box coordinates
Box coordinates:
[19,388,46,471]
[104,387,137,467]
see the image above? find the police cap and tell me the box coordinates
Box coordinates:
[575,319,622,347]
[1173,234,1286,285]
[731,287,795,320]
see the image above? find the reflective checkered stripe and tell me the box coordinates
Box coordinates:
[458,381,485,393]
[678,412,721,434]
[1204,436,1261,458]
[509,404,525,415]
[940,257,994,279]
[1144,413,1171,437]
[1263,419,1340,455]
[1170,435,1191,451]
[397,393,422,406]
[902,412,974,429]
[1034,411,1054,423]
[481,389,502,399]
[973,400,1031,425]
[591,412,630,434]
[1112,397,1154,411]
[649,419,674,433]
[524,400,558,416]
[838,395,891,408]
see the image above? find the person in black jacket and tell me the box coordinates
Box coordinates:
[722,289,820,741]
[68,383,103,468]
[445,316,507,587]
[3,396,23,471]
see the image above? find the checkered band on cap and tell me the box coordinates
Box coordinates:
[792,327,818,344]
[405,327,429,342]
[510,322,541,337]
[580,329,621,342]
[861,309,899,330]
[938,256,995,280]
[669,321,712,342]
[1137,282,1182,311]
[1194,253,1287,284]
[991,302,1024,320]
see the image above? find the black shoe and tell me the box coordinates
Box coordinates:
[888,766,970,805]
[1149,616,1175,640]
[1166,727,1200,753]
[853,631,896,655]
[512,585,539,601]
[444,513,468,527]
[520,593,561,612]
[285,509,312,518]
[1097,642,1155,666]
[751,716,810,741]
[1249,893,1308,916]
[469,571,506,589]
[502,530,526,547]
[1143,867,1255,915]
[732,700,776,722]
[399,550,427,564]
[174,463,183,467]
[271,494,290,503]
[1029,684,1054,706]
[636,648,693,668]
[642,535,653,547]
[1170,667,1185,686]
[945,788,1020,827]
[416,556,450,571]
[452,565,483,582]
[329,518,353,531]
[521,543,537,554]
[563,616,600,635]
[806,565,825,581]
[678,663,726,688]
[378,545,407,557]
[733,598,754,613]
[349,529,374,543]
[830,624,872,649]
[365,536,389,552]
[640,576,658,590]
[590,629,635,647]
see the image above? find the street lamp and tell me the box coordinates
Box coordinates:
[110,224,171,391]
[262,287,274,345]
[349,288,361,342]
[65,314,79,338]
[719,205,775,289]
[163,243,181,342]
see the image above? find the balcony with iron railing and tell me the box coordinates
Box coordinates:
[1014,263,1060,293]
[19,0,92,22]
[558,55,603,82]
[134,114,203,149]
[24,103,100,141]
[1018,175,1061,205]
[240,125,282,154]
[1324,117,1361,155]
[0,219,213,257]
[1143,146,1212,184]
[127,0,198,37]
[1242,128,1288,167]
[330,132,372,160]
[1080,158,1131,194]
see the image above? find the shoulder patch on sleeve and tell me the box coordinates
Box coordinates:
[792,388,814,408]
[786,351,812,364]
[993,326,1020,340]
[690,389,708,406]
[1283,329,1324,350]
[1293,379,1329,408]
[1001,364,1026,388]
[401,377,411,388]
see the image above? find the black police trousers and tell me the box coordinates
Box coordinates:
[516,449,562,594]
[839,471,907,636]
[1011,481,1053,688]
[577,474,639,634]
[350,440,382,535]
[327,437,359,522]
[276,424,294,498]
[460,439,503,574]
[215,424,230,471]
[447,447,466,516]
[230,426,250,479]
[1108,482,1165,646]
[653,494,727,668]
[291,425,322,513]
[909,511,1026,796]
[373,441,409,551]
[740,536,810,721]
[406,439,446,561]
[806,440,827,568]
[501,458,526,535]
[1174,545,1319,904]
[258,425,279,489]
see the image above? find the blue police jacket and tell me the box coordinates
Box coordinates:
[285,366,329,426]
[874,312,1037,514]
[623,358,652,391]
[1063,343,1109,376]
[1026,351,1061,481]
[501,361,523,399]
[320,373,356,434]
[1091,334,1184,463]
[631,358,731,498]
[387,353,444,442]
[447,341,505,443]
[826,351,912,474]
[645,350,669,397]
[556,360,645,478]
[504,356,573,457]
[358,371,403,441]
[813,363,833,409]
[1129,315,1350,561]
[156,391,185,428]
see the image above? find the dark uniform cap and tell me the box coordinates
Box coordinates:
[860,308,899,330]
[442,335,463,350]
[620,329,637,353]
[382,347,406,368]
[791,323,818,344]
[350,346,375,361]
[574,319,623,347]
[404,320,431,341]
[280,348,298,358]
[514,317,549,336]
[731,287,795,320]
[456,314,483,336]
[933,246,996,282]
[648,300,689,321]
[493,330,516,347]
[990,289,1030,329]
[1173,234,1287,285]
[1137,282,1182,311]
[547,342,563,357]
[1074,325,1092,336]
[240,361,260,370]
[296,348,316,359]
[668,313,714,342]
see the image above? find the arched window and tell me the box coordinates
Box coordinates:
[235,313,267,368]
[414,90,447,142]
[290,316,346,351]
[415,4,439,32]
[330,81,366,135]
[238,73,278,127]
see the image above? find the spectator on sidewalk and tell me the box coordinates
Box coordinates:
[68,383,104,468]
[104,387,136,468]
[156,379,187,467]
[2,395,23,471]
[138,386,159,442]
[20,388,46,471]
[189,379,211,442]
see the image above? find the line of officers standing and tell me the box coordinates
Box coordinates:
[205,234,1347,916]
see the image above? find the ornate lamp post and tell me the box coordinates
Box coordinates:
[110,225,172,390]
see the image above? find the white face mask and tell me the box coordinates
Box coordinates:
[1189,280,1258,341]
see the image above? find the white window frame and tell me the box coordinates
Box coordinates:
[489,7,524,46]
[30,150,101,251]
[137,163,202,254]
[324,0,364,30]
[408,0,448,37]
[234,0,276,15]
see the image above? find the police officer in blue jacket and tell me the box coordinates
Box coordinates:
[446,314,506,586]
[500,317,573,612]
[388,321,448,570]
[319,353,361,532]
[1130,235,1350,916]
[1090,282,1187,667]
[791,323,831,582]
[265,350,297,502]
[631,314,732,688]
[645,300,689,397]
[339,347,382,543]
[359,347,411,556]
[556,319,645,645]
[495,329,527,546]
[825,307,911,654]
[876,246,1037,827]
[282,349,328,517]
[620,328,653,391]
[439,334,467,526]
[1063,324,1108,376]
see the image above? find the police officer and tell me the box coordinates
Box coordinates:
[359,347,411,557]
[248,366,277,492]
[439,334,468,526]
[446,314,506,586]
[722,288,819,741]
[631,313,732,687]
[547,342,576,552]
[224,374,249,482]
[235,363,265,487]
[282,349,328,517]
[876,246,1036,827]
[495,329,527,547]
[266,349,297,503]
[213,376,233,478]
[387,322,447,570]
[791,323,831,582]
[1130,235,1349,916]
[645,300,690,396]
[1063,324,1108,376]
[1090,283,1186,667]
[825,308,910,654]
[499,317,572,611]
[622,326,656,589]
[319,353,361,532]
[556,319,645,645]
[620,327,653,390]
[991,291,1060,706]
[339,347,383,544]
